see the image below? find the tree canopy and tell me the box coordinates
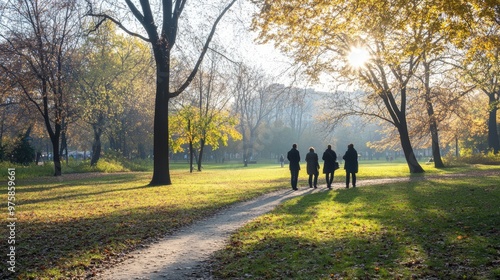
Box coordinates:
[251,0,500,170]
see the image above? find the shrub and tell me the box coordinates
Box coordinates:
[444,150,500,165]
[0,144,6,162]
[95,158,129,172]
[10,136,35,165]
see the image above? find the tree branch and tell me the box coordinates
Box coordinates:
[86,13,151,42]
[171,0,238,97]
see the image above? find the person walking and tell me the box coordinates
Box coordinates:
[342,143,358,188]
[287,144,301,190]
[322,144,337,189]
[305,147,320,188]
[279,154,285,167]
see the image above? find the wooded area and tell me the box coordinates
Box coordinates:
[1,0,499,183]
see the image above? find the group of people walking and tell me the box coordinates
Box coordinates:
[286,143,358,190]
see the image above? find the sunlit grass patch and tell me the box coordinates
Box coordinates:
[1,167,292,279]
[213,176,500,279]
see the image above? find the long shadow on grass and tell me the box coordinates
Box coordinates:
[18,173,145,194]
[332,179,500,278]
[18,179,151,206]
[1,179,294,279]
[213,178,500,279]
[1,199,229,279]
[213,234,402,279]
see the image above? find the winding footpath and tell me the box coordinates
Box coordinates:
[94,172,497,279]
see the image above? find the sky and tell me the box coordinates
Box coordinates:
[183,0,326,91]
[105,0,336,92]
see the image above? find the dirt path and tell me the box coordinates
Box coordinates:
[94,171,498,280]
[95,187,317,280]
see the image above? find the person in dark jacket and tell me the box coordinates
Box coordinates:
[342,143,358,188]
[322,144,337,189]
[305,147,320,188]
[287,143,301,190]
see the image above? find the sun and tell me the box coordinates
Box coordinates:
[347,47,370,68]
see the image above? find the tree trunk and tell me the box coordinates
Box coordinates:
[138,142,147,159]
[122,129,128,158]
[429,119,445,168]
[52,138,62,176]
[150,78,172,185]
[242,132,249,166]
[90,125,102,166]
[423,61,445,167]
[197,138,205,171]
[109,135,116,150]
[423,94,444,167]
[189,138,194,173]
[487,94,499,154]
[59,118,68,166]
[41,80,62,176]
[398,125,425,173]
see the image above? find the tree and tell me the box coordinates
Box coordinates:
[178,52,241,171]
[0,0,82,176]
[170,105,241,171]
[77,21,153,165]
[250,0,474,173]
[10,129,35,165]
[460,20,500,154]
[232,64,285,165]
[87,0,238,185]
[0,61,22,155]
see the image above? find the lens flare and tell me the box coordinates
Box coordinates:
[347,47,370,68]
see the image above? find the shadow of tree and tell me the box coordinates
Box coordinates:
[0,173,292,279]
[213,177,500,279]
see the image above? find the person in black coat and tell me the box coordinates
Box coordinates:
[305,147,320,188]
[342,143,358,188]
[322,144,337,189]
[287,143,301,190]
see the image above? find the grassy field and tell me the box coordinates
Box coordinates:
[212,174,500,279]
[0,161,499,279]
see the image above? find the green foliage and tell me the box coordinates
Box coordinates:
[444,150,500,165]
[0,154,152,179]
[98,149,152,172]
[10,135,34,165]
[69,151,154,173]
[169,105,242,153]
[76,21,154,166]
[0,144,7,162]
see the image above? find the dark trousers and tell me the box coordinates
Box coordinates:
[290,170,299,189]
[346,171,356,187]
[308,172,318,188]
[325,172,334,187]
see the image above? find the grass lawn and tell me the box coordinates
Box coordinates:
[212,175,500,279]
[0,161,499,279]
[1,164,292,279]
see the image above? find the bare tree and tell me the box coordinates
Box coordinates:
[232,64,285,165]
[86,0,237,185]
[0,0,82,175]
